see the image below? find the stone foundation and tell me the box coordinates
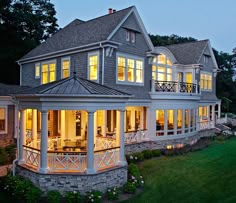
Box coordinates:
[16,165,127,194]
[125,130,215,154]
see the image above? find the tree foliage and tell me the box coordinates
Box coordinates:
[149,34,197,46]
[0,0,58,84]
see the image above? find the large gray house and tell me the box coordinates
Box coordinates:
[1,6,222,192]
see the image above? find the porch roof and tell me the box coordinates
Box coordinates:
[13,75,132,98]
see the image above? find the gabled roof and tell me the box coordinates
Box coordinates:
[163,40,209,65]
[14,75,132,97]
[0,83,29,96]
[19,7,134,62]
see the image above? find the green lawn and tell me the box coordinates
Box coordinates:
[122,137,236,203]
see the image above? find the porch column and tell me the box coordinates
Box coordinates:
[32,109,37,148]
[18,109,26,164]
[86,111,96,174]
[188,109,191,132]
[164,110,168,136]
[218,103,221,119]
[39,110,49,173]
[196,107,200,131]
[147,107,155,138]
[207,105,210,120]
[118,109,126,165]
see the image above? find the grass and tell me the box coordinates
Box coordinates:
[121,137,236,203]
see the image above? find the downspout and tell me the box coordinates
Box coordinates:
[100,43,105,85]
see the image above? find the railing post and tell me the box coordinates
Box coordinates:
[176,82,179,93]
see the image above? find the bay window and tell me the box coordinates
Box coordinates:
[117,54,144,84]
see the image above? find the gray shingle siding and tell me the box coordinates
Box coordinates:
[21,62,40,87]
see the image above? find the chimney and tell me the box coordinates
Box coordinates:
[113,9,116,13]
[108,8,113,14]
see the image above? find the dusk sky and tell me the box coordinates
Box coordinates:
[50,0,236,53]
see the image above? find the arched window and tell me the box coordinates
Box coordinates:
[152,54,173,81]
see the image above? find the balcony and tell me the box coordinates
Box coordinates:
[150,80,200,100]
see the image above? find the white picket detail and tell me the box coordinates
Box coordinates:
[24,147,40,167]
[96,137,116,150]
[48,152,87,172]
[94,148,120,170]
[199,121,215,131]
[124,129,147,144]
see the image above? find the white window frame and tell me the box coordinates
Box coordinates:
[116,53,144,86]
[87,51,99,82]
[126,30,130,42]
[35,63,40,79]
[200,71,212,91]
[0,106,7,134]
[131,31,136,43]
[61,57,71,79]
[41,60,56,85]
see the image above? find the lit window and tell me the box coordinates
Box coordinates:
[117,55,144,84]
[35,63,40,79]
[152,54,172,81]
[126,30,136,43]
[156,110,164,136]
[88,53,99,81]
[61,58,70,79]
[41,61,56,84]
[0,107,6,133]
[200,72,212,90]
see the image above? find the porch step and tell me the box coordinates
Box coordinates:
[215,123,231,133]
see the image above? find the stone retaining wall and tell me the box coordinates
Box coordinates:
[125,129,215,154]
[16,165,127,194]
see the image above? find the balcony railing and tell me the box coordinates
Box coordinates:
[151,80,200,94]
[124,129,148,144]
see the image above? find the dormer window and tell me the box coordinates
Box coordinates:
[126,30,135,43]
[203,55,210,64]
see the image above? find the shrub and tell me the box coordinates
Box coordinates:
[152,149,161,157]
[107,187,119,201]
[142,150,153,159]
[123,181,136,194]
[128,163,140,177]
[47,190,62,203]
[85,190,103,203]
[25,187,42,203]
[64,191,82,203]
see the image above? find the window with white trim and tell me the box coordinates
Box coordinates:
[200,72,212,90]
[41,61,56,84]
[152,54,173,81]
[126,30,136,43]
[117,54,144,84]
[61,58,70,79]
[0,107,7,133]
[35,63,40,79]
[88,52,99,81]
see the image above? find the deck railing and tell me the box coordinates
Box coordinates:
[96,136,117,150]
[198,120,215,131]
[151,80,200,94]
[23,145,120,173]
[124,129,147,144]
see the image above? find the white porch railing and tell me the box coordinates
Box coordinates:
[198,121,215,131]
[96,137,117,150]
[94,147,120,171]
[216,116,227,124]
[124,129,148,144]
[48,151,87,172]
[23,146,40,168]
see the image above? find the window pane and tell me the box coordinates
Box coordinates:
[158,54,166,64]
[177,110,182,129]
[0,108,5,131]
[49,63,56,82]
[136,60,143,83]
[158,73,166,81]
[168,110,174,130]
[156,110,164,135]
[167,74,172,81]
[35,64,40,78]
[158,66,166,73]
[42,64,48,84]
[118,57,125,81]
[62,59,70,78]
[167,58,172,66]
[89,55,98,80]
[128,59,134,82]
